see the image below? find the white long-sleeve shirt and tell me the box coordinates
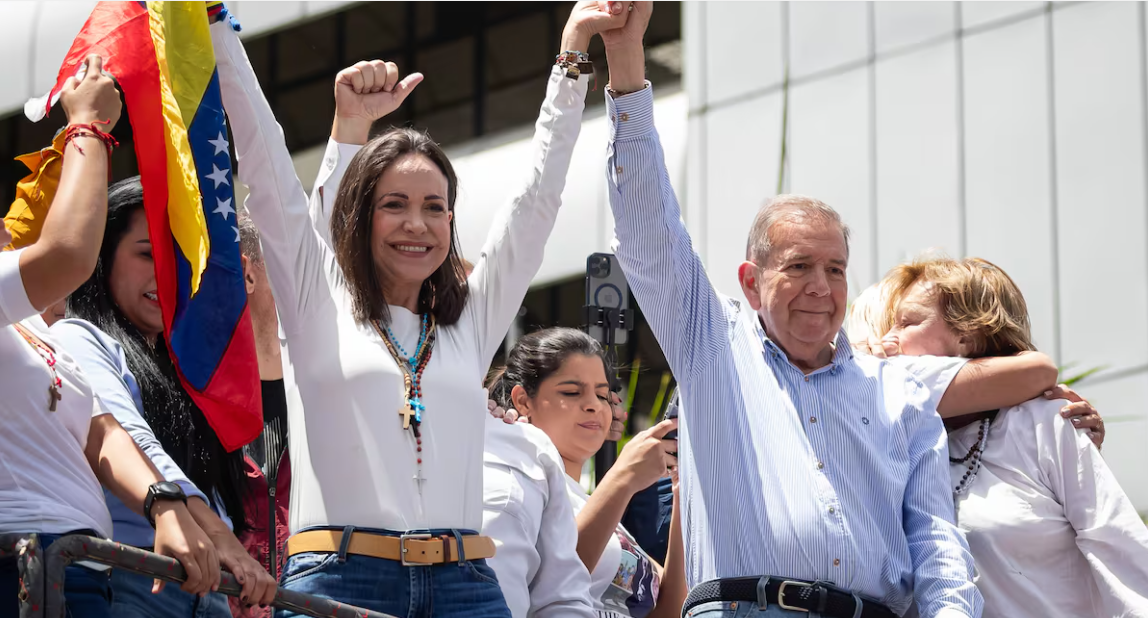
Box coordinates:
[889,355,1148,617]
[211,20,589,532]
[482,417,595,618]
[949,400,1148,618]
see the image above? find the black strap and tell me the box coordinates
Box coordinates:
[683,577,898,618]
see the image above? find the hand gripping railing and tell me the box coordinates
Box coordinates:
[1,533,397,618]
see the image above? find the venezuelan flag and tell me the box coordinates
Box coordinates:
[32,1,261,451]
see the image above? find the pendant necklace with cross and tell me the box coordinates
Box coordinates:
[14,323,63,413]
[373,315,437,495]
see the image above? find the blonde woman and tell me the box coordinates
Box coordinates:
[850,257,1148,617]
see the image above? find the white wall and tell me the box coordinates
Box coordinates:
[685,1,1148,511]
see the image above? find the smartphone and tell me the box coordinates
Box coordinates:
[663,387,679,443]
[585,252,630,346]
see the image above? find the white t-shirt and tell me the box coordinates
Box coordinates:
[212,21,591,533]
[482,417,594,618]
[565,477,660,618]
[0,248,113,537]
[949,399,1148,617]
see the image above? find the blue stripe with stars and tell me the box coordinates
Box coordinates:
[168,69,247,390]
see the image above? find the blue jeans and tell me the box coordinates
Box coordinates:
[0,532,113,618]
[276,527,510,618]
[110,568,231,618]
[686,600,824,618]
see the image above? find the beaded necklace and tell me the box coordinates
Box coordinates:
[372,314,436,494]
[13,323,63,412]
[950,417,992,501]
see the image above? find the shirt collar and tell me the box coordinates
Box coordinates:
[756,318,853,372]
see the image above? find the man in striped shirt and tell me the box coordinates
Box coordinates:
[597,4,981,618]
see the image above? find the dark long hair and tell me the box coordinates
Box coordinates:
[67,177,248,531]
[330,127,469,326]
[486,328,612,410]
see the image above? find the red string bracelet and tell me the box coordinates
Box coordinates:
[64,119,119,156]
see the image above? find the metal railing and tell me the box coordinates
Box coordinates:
[1,533,396,618]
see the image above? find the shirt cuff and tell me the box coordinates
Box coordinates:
[315,138,364,196]
[605,82,655,142]
[0,248,38,325]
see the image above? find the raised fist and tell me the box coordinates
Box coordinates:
[331,60,423,145]
[60,55,122,131]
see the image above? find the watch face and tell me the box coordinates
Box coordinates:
[153,481,184,498]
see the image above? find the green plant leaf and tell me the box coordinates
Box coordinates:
[1058,364,1106,387]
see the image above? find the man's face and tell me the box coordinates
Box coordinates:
[742,220,849,366]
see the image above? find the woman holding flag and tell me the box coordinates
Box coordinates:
[211,2,631,615]
[0,55,223,617]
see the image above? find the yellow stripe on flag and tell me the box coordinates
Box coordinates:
[147,0,210,295]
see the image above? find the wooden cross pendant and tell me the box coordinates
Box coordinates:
[48,385,61,412]
[398,402,415,429]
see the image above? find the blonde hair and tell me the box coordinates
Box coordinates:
[880,256,1035,359]
[846,280,894,347]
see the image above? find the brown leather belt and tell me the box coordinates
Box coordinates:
[286,530,496,566]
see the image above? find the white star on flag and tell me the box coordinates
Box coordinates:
[232,226,241,243]
[206,164,230,189]
[213,197,235,221]
[208,132,230,156]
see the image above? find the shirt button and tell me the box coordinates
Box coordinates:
[810,416,817,423]
[829,506,836,514]
[611,115,616,122]
[620,112,630,121]
[817,461,824,470]
[616,165,624,174]
[804,376,810,382]
[834,558,841,566]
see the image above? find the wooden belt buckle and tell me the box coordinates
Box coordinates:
[399,533,432,566]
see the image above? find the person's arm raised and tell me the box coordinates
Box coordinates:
[211,19,333,335]
[310,60,421,246]
[467,1,625,369]
[18,54,120,312]
[601,2,728,383]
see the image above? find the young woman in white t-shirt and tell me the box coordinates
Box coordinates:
[209,4,631,615]
[853,256,1148,617]
[487,328,687,618]
[0,55,221,616]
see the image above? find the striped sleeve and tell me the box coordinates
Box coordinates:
[605,85,728,382]
[901,383,983,618]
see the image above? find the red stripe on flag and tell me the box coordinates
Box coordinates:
[200,305,263,448]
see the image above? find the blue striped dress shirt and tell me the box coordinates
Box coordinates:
[603,85,982,618]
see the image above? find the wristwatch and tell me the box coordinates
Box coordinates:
[144,481,187,527]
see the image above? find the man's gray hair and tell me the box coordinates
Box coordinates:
[746,194,851,265]
[237,210,263,265]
